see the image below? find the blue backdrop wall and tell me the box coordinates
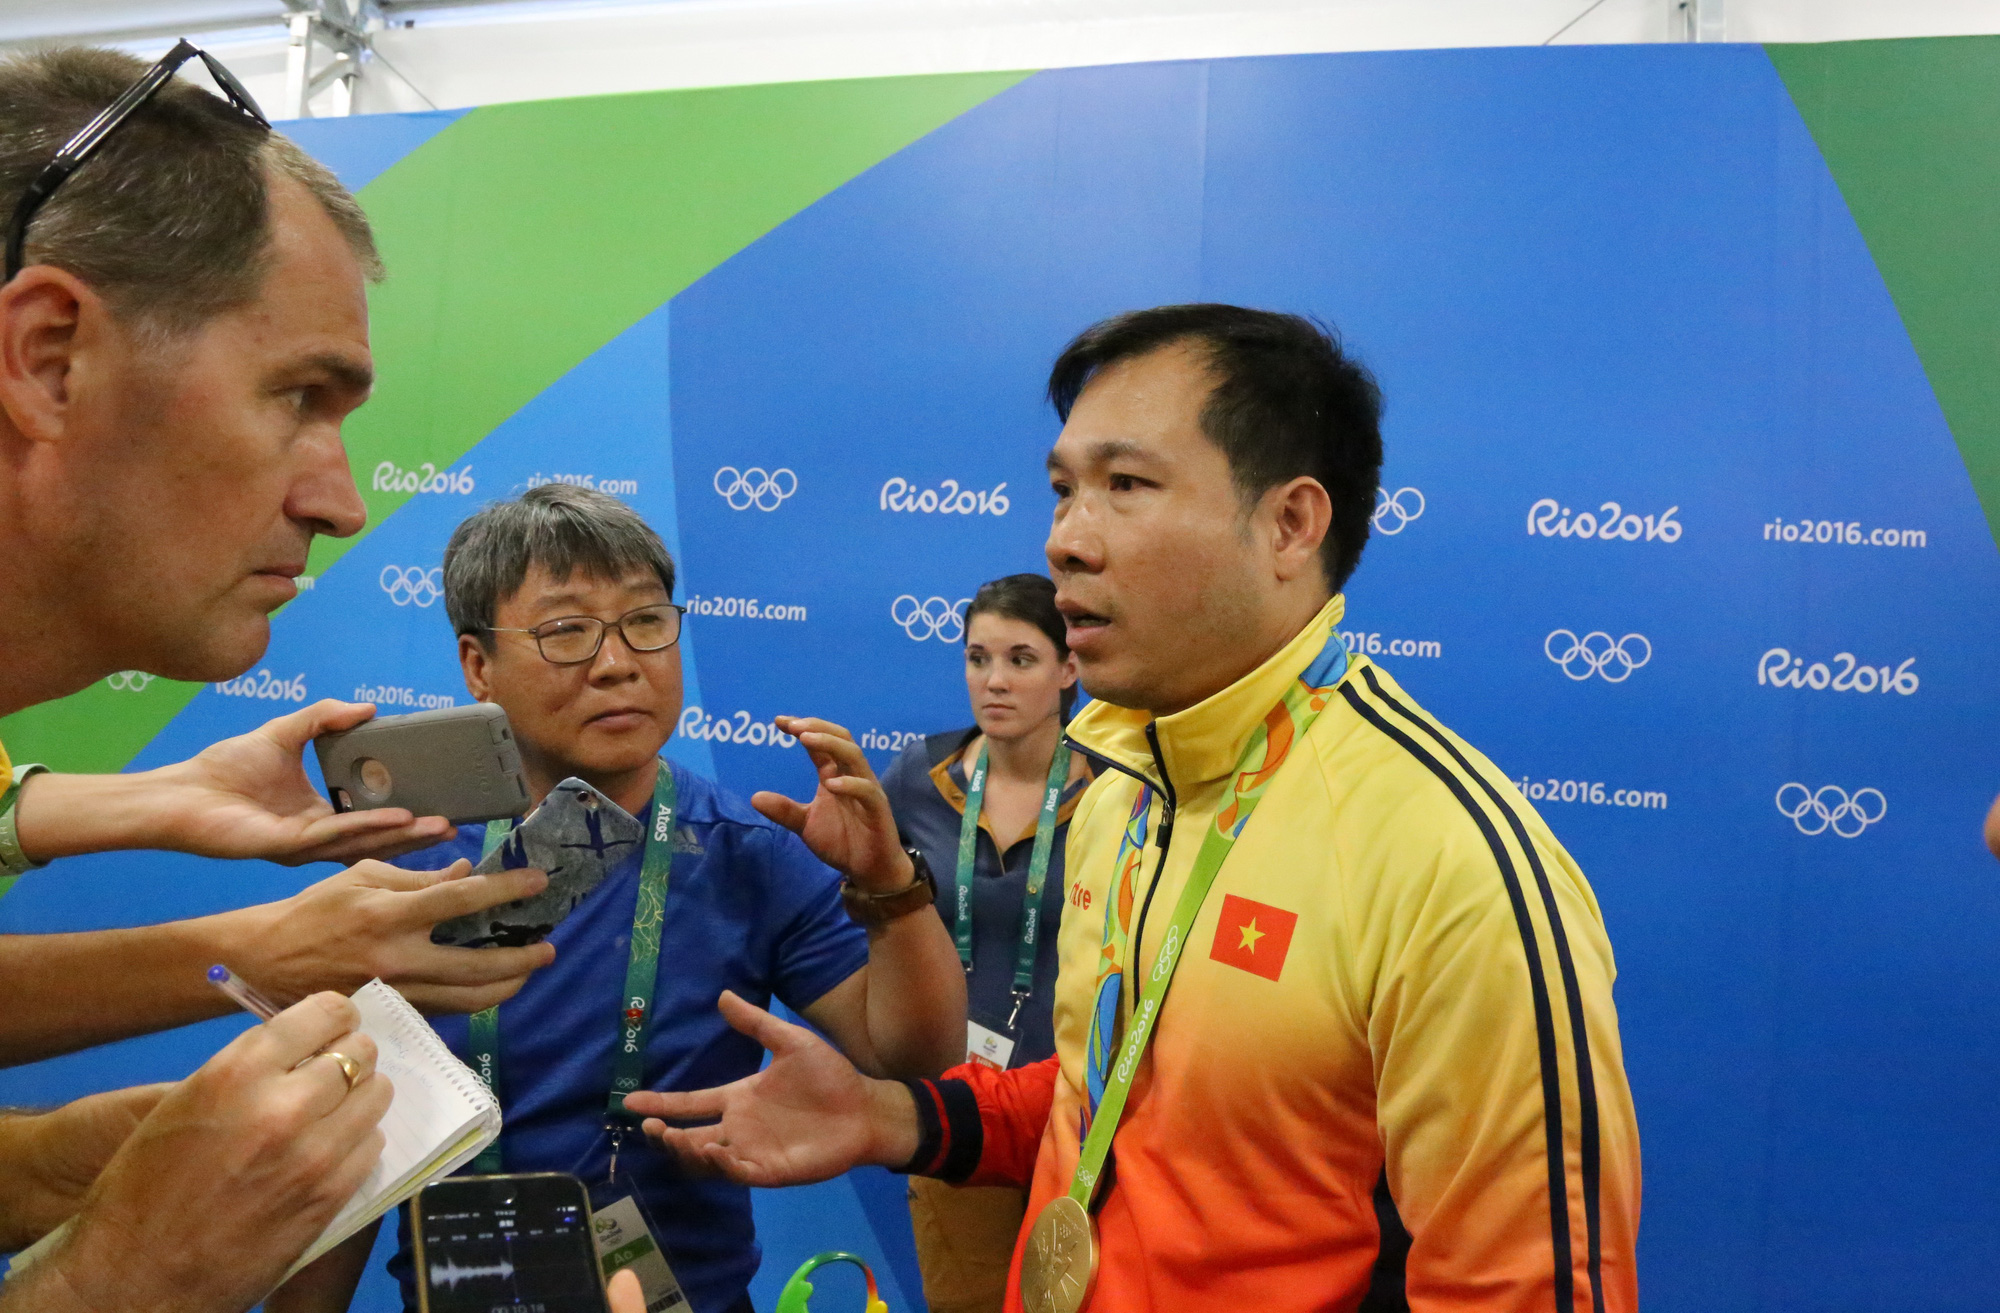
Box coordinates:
[3,42,1998,1313]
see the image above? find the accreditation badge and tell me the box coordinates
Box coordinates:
[585,1128,687,1313]
[590,1195,687,1313]
[966,1020,1016,1070]
[1020,1195,1098,1313]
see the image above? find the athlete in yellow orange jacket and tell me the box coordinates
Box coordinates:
[633,304,1641,1312]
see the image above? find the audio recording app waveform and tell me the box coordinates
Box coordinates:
[429,1257,518,1289]
[420,1201,603,1313]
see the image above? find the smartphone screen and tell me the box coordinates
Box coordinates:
[414,1173,607,1313]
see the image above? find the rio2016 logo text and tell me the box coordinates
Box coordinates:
[1758,649,1917,695]
[1528,499,1680,542]
[879,478,1008,516]
[374,461,473,495]
[677,706,799,747]
[214,670,307,703]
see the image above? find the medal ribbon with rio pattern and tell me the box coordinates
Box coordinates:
[1070,628,1348,1205]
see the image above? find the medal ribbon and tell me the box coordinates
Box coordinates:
[1068,630,1348,1207]
[466,762,678,1172]
[953,741,1073,1021]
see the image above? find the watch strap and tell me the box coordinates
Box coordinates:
[842,846,938,927]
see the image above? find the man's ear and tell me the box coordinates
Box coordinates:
[459,632,496,702]
[1265,476,1334,585]
[0,266,101,445]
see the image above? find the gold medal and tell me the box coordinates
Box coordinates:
[1020,1195,1099,1313]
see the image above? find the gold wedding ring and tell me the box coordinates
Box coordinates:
[320,1049,363,1090]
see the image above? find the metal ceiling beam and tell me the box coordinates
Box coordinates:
[1670,0,1726,41]
[282,0,383,117]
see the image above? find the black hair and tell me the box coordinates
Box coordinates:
[965,573,1076,720]
[444,483,675,641]
[1047,303,1384,593]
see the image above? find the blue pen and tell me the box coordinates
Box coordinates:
[207,963,284,1020]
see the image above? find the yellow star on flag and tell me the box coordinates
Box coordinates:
[1237,918,1265,952]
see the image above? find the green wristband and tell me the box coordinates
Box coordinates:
[0,764,51,880]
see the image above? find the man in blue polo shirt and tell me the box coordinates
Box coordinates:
[280,483,964,1313]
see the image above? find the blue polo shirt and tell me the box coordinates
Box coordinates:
[385,761,869,1313]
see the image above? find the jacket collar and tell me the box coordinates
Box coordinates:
[1064,594,1348,792]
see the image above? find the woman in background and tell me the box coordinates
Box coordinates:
[880,573,1091,1313]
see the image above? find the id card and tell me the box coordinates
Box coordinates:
[592,1195,687,1312]
[966,1020,1016,1070]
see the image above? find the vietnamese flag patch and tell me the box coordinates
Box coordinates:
[1210,894,1299,982]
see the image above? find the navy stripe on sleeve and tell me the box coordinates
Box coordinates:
[1360,667,1605,1313]
[1340,682,1577,1313]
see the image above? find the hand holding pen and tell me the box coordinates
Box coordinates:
[18,977,394,1313]
[210,965,369,1089]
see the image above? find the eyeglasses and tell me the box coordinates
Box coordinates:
[5,39,271,283]
[486,604,687,666]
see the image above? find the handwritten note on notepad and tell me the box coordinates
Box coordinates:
[286,979,501,1275]
[6,980,500,1288]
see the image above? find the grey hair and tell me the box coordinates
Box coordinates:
[444,483,676,641]
[0,46,382,340]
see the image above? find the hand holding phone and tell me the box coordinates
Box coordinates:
[317,705,530,826]
[430,778,643,949]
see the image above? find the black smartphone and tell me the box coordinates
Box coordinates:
[413,1173,607,1313]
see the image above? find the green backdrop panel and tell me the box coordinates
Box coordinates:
[1770,36,2000,543]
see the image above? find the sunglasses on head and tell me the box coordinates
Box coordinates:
[4,39,270,283]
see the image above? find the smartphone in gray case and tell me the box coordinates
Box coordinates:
[315,703,530,825]
[430,777,645,948]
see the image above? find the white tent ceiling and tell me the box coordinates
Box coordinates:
[3,0,1999,119]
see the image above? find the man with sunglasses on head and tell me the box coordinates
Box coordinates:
[0,45,565,1313]
[278,483,965,1313]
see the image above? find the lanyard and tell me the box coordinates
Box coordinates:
[1068,629,1348,1209]
[953,739,1071,1028]
[466,763,678,1172]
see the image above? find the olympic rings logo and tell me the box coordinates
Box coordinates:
[1775,784,1886,837]
[1544,629,1652,682]
[380,565,443,608]
[891,595,971,642]
[1372,486,1425,535]
[713,466,797,511]
[106,670,155,692]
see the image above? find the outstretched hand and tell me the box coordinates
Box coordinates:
[752,717,911,893]
[152,700,455,864]
[625,991,917,1187]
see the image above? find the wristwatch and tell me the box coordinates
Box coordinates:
[841,846,938,928]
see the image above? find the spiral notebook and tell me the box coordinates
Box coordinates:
[285,978,501,1274]
[7,979,499,1284]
